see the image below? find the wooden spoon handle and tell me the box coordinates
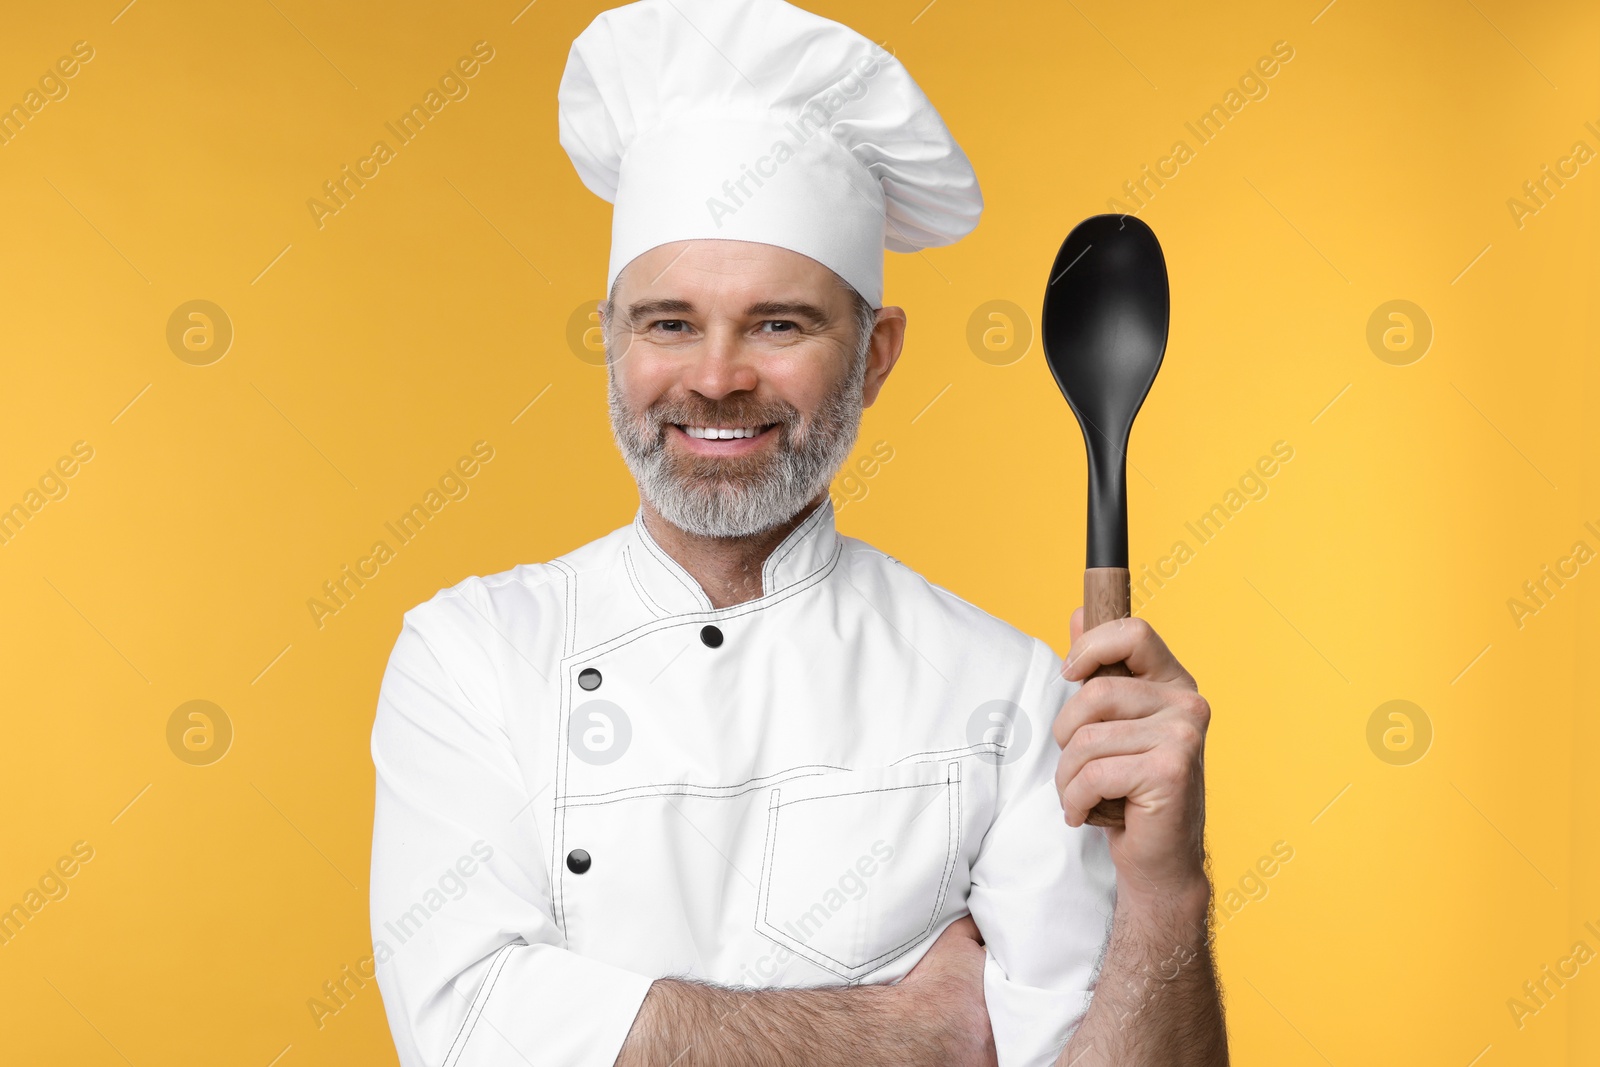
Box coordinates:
[1082,567,1131,828]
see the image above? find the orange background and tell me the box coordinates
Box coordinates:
[0,1,1594,1064]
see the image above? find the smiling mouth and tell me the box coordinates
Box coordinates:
[672,423,779,440]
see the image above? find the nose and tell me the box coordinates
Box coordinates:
[679,326,760,400]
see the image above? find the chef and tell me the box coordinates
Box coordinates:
[369,0,1226,1065]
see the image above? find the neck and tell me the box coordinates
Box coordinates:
[639,492,827,609]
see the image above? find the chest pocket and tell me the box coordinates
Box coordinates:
[755,760,963,982]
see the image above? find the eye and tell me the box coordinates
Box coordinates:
[758,320,797,334]
[650,319,689,333]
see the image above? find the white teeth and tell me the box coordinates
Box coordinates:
[683,425,764,439]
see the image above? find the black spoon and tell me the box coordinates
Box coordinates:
[1040,214,1170,829]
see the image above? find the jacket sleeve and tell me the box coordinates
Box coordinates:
[370,595,654,1067]
[964,638,1118,1067]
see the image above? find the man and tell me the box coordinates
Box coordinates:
[369,1,1227,1064]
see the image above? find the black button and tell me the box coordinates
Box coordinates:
[566,848,591,874]
[578,668,601,691]
[700,625,723,648]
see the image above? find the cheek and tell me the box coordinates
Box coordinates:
[612,352,676,410]
[769,382,822,419]
[767,347,851,414]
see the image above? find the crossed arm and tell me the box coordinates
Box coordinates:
[613,974,951,1067]
[613,888,1225,1066]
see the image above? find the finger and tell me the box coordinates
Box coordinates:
[1062,615,1193,686]
[1059,752,1150,827]
[1069,605,1084,646]
[1052,715,1168,799]
[1050,674,1181,749]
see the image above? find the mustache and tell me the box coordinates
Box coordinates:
[647,404,796,425]
[641,401,800,435]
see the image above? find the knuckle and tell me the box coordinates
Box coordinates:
[1071,720,1101,751]
[1156,753,1188,784]
[1170,719,1204,752]
[1080,759,1106,788]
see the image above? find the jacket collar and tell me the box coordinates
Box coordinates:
[625,497,840,617]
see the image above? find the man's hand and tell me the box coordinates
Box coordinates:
[1053,609,1209,906]
[898,916,997,1067]
[1050,608,1228,1065]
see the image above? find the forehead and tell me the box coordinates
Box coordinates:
[617,240,841,305]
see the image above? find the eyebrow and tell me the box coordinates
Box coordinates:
[745,301,830,327]
[625,298,694,323]
[625,299,831,328]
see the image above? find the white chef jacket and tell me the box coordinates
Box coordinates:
[370,497,1117,1067]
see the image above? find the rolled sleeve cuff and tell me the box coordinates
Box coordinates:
[399,943,654,1067]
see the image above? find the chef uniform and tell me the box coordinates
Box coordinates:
[369,2,1117,1066]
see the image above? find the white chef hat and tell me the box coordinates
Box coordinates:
[557,0,983,308]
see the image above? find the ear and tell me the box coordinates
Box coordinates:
[860,306,907,408]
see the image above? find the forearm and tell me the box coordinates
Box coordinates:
[614,977,943,1067]
[1058,882,1228,1066]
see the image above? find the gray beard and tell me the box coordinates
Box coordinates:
[607,344,869,538]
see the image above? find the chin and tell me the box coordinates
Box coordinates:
[648,479,815,539]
